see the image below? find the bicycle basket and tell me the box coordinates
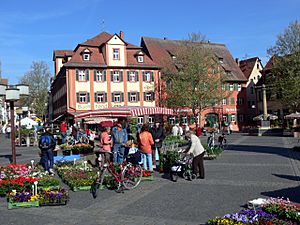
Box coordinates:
[127,151,141,165]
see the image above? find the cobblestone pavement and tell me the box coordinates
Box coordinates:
[0,133,299,225]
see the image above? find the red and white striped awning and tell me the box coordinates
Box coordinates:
[84,117,117,125]
[75,106,174,119]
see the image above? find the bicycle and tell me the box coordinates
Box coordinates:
[90,152,142,199]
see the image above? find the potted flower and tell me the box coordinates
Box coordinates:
[60,143,73,156]
[37,176,60,189]
[7,190,39,209]
[38,188,69,206]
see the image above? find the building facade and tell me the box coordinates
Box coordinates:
[239,57,264,126]
[51,32,159,121]
[141,37,248,131]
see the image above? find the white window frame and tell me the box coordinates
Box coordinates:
[114,93,121,102]
[113,71,120,82]
[79,93,87,103]
[137,117,144,124]
[83,53,90,61]
[230,115,236,123]
[229,84,234,91]
[130,93,137,102]
[137,55,144,63]
[96,93,104,103]
[237,84,242,91]
[129,72,136,82]
[222,98,227,105]
[148,116,154,124]
[113,49,120,60]
[145,92,152,101]
[145,72,151,82]
[78,70,86,81]
[96,70,103,82]
[223,116,228,123]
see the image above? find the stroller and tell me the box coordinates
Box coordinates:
[170,150,196,182]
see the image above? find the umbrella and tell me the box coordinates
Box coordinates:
[284,112,300,119]
[253,114,278,121]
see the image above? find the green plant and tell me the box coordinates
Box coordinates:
[160,150,180,172]
[38,176,60,187]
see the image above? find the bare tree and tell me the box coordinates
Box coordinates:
[20,61,51,118]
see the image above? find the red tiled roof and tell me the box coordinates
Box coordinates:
[53,50,74,58]
[126,49,157,68]
[141,37,247,82]
[80,32,113,47]
[0,78,8,85]
[239,57,259,79]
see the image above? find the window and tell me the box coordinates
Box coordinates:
[137,117,143,124]
[144,92,154,101]
[145,72,151,82]
[143,71,154,82]
[237,98,244,105]
[129,92,137,102]
[113,49,120,60]
[237,84,242,91]
[95,93,106,103]
[83,53,90,61]
[219,57,224,64]
[128,71,137,82]
[76,93,89,103]
[114,93,121,102]
[146,93,152,101]
[223,116,228,123]
[95,70,106,82]
[238,114,244,122]
[78,70,86,81]
[230,97,235,105]
[222,98,227,105]
[222,84,226,91]
[113,71,120,82]
[257,63,260,69]
[148,116,154,124]
[229,84,234,91]
[250,86,254,94]
[230,114,236,122]
[137,55,144,63]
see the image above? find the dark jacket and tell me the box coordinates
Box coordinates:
[151,126,165,148]
[38,132,56,150]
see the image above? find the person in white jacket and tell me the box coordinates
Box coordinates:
[185,131,205,179]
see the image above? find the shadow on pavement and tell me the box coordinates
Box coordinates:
[272,173,300,182]
[0,154,22,163]
[261,185,300,203]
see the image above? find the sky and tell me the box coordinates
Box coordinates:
[0,0,299,84]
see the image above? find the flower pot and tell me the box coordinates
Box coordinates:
[8,200,39,209]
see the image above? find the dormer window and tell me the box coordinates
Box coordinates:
[83,53,90,61]
[219,57,224,64]
[113,49,120,60]
[137,55,144,63]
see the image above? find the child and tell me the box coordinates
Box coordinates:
[127,140,142,165]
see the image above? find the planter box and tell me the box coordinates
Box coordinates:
[71,186,91,192]
[8,200,39,209]
[62,150,71,156]
[141,175,154,181]
[39,201,67,207]
[38,185,60,190]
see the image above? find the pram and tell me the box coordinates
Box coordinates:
[170,150,196,182]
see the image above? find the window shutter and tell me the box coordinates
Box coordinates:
[226,83,230,90]
[143,92,146,101]
[127,71,130,81]
[87,93,90,102]
[104,93,107,102]
[76,93,80,102]
[76,70,79,81]
[121,93,124,102]
[135,71,139,81]
[142,71,145,81]
[152,92,155,101]
[137,92,140,101]
[151,72,154,82]
[128,92,131,101]
[86,70,89,81]
[94,92,97,102]
[120,71,123,82]
[103,70,107,81]
[111,93,114,102]
[94,70,97,81]
[111,71,113,81]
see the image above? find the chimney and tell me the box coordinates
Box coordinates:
[235,58,240,67]
[119,31,124,39]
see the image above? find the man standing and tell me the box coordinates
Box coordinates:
[39,127,56,175]
[172,124,179,136]
[185,131,205,179]
[59,120,67,144]
[111,123,128,163]
[151,120,165,169]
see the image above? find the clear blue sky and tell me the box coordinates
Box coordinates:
[1,0,299,84]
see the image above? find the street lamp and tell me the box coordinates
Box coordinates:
[0,83,29,164]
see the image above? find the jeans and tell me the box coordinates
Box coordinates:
[141,153,153,172]
[113,144,125,164]
[41,149,54,172]
[61,132,66,144]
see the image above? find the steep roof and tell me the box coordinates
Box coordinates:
[239,57,259,79]
[80,32,113,47]
[141,37,247,82]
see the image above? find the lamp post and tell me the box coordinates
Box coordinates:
[16,108,23,146]
[0,84,29,164]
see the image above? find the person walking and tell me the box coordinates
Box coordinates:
[38,127,56,175]
[139,124,154,172]
[99,127,112,163]
[185,131,205,179]
[111,123,128,163]
[59,120,67,144]
[151,120,165,169]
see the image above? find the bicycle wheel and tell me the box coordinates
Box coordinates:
[122,163,142,190]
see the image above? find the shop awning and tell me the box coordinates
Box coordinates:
[285,112,300,119]
[84,117,117,126]
[74,106,174,119]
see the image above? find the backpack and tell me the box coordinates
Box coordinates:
[40,134,54,150]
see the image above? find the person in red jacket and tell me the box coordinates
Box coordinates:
[195,125,202,137]
[60,120,67,143]
[138,123,154,172]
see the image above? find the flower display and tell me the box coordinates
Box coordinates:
[7,190,39,203]
[38,188,68,205]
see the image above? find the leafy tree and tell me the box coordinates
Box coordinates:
[267,21,300,111]
[20,61,51,118]
[163,33,226,126]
